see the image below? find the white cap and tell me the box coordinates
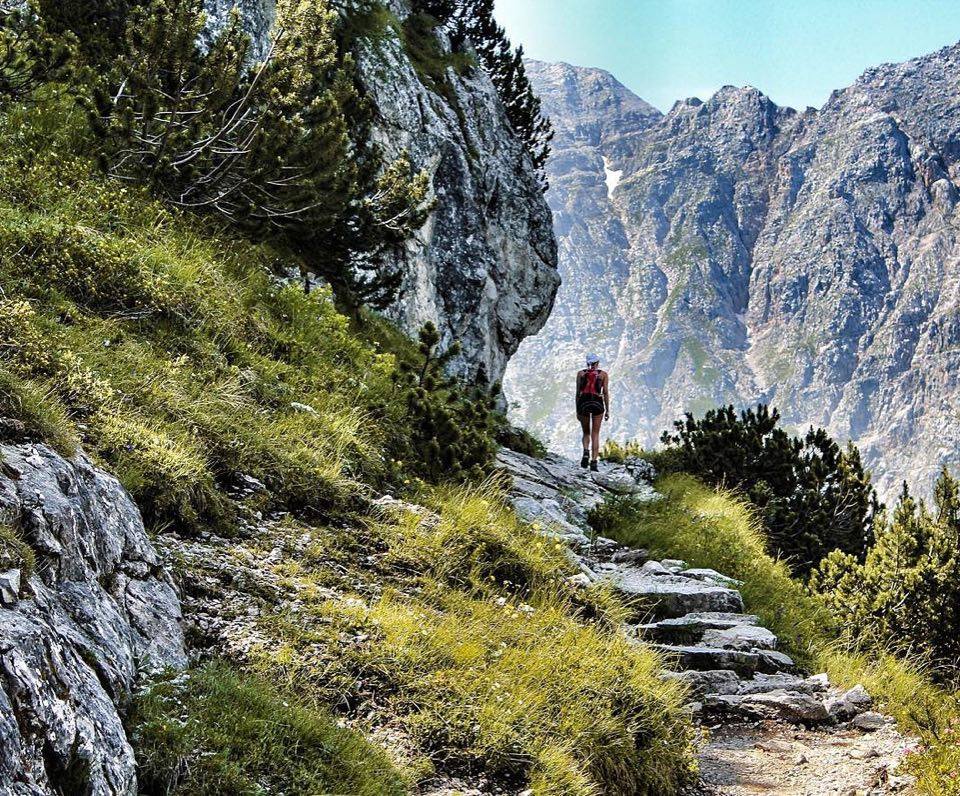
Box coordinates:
[585,353,600,366]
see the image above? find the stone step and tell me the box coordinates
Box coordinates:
[703,689,831,725]
[666,669,836,707]
[612,569,745,619]
[681,568,744,588]
[635,613,762,645]
[756,649,796,674]
[651,643,759,677]
[662,669,743,698]
[701,623,779,651]
[736,673,828,697]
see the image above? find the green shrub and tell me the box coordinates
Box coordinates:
[128,662,405,796]
[0,3,75,106]
[659,404,879,574]
[811,470,960,668]
[497,423,547,458]
[393,322,498,483]
[601,439,683,474]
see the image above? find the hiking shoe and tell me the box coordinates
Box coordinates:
[580,451,590,468]
[590,460,599,472]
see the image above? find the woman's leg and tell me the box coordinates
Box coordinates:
[590,413,603,461]
[578,414,591,452]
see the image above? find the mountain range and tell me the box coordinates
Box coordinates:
[504,47,960,498]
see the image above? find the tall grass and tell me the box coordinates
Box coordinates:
[128,662,406,796]
[254,484,698,796]
[0,101,402,532]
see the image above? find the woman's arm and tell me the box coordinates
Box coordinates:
[574,370,582,407]
[602,372,610,420]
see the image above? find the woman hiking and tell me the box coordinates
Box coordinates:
[576,353,610,471]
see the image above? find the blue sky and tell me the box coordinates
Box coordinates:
[494,0,960,111]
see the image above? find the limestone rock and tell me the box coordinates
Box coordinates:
[701,623,779,651]
[205,1,559,388]
[0,568,19,605]
[826,684,874,721]
[662,669,742,698]
[0,444,187,795]
[613,568,745,619]
[852,711,888,732]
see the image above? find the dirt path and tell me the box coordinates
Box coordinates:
[692,720,916,795]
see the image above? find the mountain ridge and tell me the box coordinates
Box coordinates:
[506,41,960,498]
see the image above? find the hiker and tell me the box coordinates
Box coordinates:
[576,353,609,471]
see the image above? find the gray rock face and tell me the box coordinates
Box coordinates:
[506,47,960,496]
[205,0,559,387]
[0,444,186,796]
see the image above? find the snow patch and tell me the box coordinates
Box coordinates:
[603,157,623,199]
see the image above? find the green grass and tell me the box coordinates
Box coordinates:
[128,662,405,796]
[253,484,697,796]
[0,100,407,532]
[595,472,960,794]
[0,368,77,456]
[0,522,35,580]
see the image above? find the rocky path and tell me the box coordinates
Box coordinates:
[496,449,917,795]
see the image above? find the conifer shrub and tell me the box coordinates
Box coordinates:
[659,404,879,574]
[83,0,432,317]
[811,468,960,668]
[393,322,498,483]
[0,2,75,106]
[410,0,553,184]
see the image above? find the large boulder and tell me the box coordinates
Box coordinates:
[0,444,187,796]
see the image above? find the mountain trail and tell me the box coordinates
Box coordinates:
[495,449,918,795]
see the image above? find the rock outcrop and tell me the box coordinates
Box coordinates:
[506,48,960,497]
[204,0,560,386]
[0,444,186,796]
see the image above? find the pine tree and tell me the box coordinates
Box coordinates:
[661,404,879,573]
[36,0,134,66]
[88,0,432,315]
[812,472,960,667]
[89,0,355,232]
[414,0,553,187]
[393,322,497,482]
[0,2,75,105]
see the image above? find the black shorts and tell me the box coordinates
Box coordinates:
[577,395,604,416]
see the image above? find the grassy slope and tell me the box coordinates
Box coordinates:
[599,473,960,794]
[0,101,696,795]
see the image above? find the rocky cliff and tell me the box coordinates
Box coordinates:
[204,0,560,386]
[0,443,186,796]
[505,49,960,497]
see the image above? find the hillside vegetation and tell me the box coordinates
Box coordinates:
[0,91,695,794]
